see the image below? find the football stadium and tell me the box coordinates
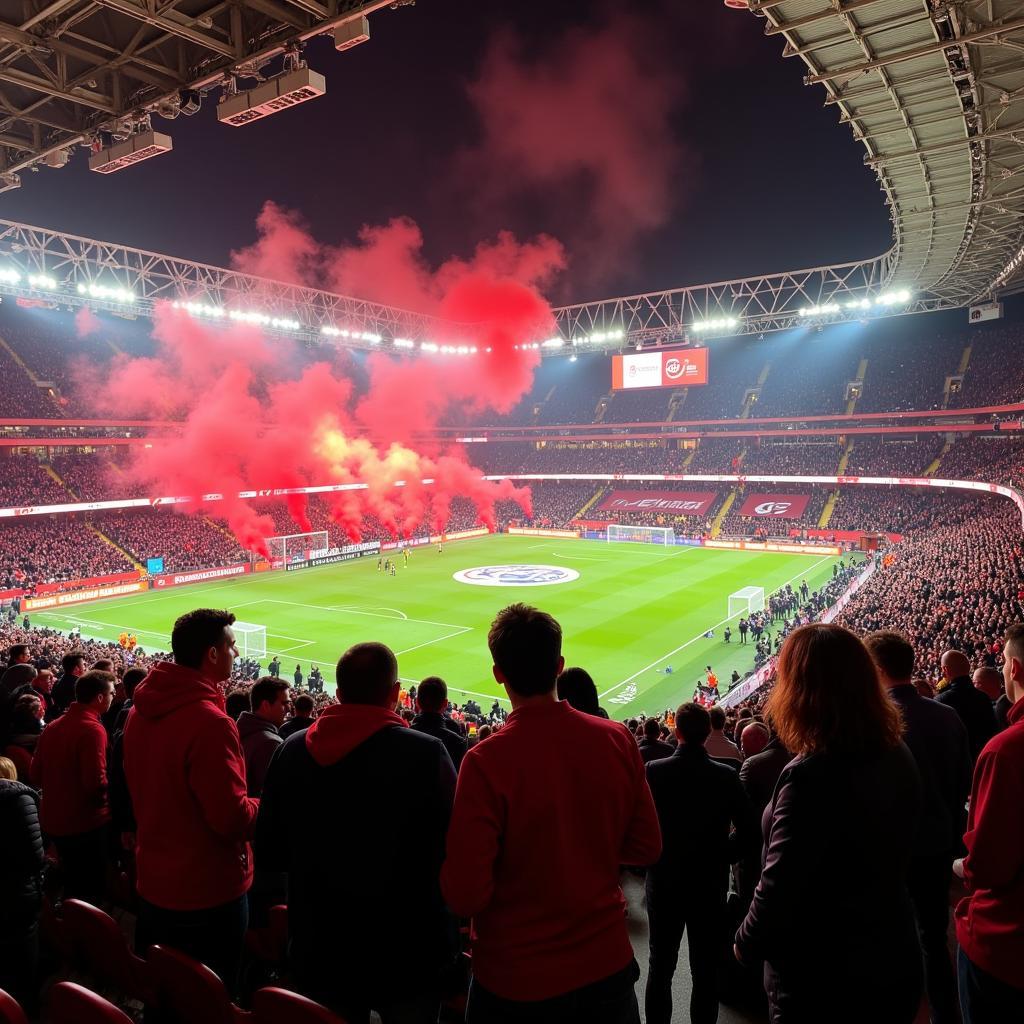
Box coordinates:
[1,1,1023,1023]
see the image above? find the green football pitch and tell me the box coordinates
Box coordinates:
[33,535,852,719]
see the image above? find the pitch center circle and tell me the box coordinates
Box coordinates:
[452,564,581,587]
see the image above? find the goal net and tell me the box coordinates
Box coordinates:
[728,586,765,618]
[233,621,267,660]
[266,531,329,567]
[607,524,674,546]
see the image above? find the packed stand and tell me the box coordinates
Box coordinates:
[947,326,1024,408]
[854,328,963,413]
[0,458,73,507]
[99,510,248,572]
[0,518,134,589]
[844,437,945,478]
[0,344,61,417]
[740,442,842,477]
[48,454,149,501]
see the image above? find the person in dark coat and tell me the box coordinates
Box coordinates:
[50,650,87,716]
[735,624,923,1024]
[255,642,457,1022]
[236,677,287,798]
[411,675,468,771]
[645,704,756,1024]
[866,632,972,1024]
[936,650,997,762]
[638,717,674,764]
[972,666,1010,733]
[279,693,315,739]
[0,758,44,1015]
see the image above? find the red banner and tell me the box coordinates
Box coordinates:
[736,493,811,519]
[152,563,250,589]
[598,490,717,515]
[33,570,143,595]
[24,580,148,611]
[612,348,708,390]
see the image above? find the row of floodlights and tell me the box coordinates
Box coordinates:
[799,290,911,317]
[171,301,300,330]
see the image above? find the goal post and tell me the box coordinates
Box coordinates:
[728,586,765,618]
[266,531,329,567]
[607,524,674,546]
[233,622,267,660]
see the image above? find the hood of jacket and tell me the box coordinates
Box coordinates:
[236,710,279,741]
[131,661,226,720]
[305,702,407,766]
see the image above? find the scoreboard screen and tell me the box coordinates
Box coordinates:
[611,348,708,390]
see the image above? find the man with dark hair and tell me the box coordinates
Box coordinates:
[936,649,997,762]
[51,650,87,715]
[705,705,741,764]
[30,669,115,904]
[7,643,30,667]
[644,703,754,1024]
[866,631,971,1024]
[954,623,1024,1021]
[279,693,315,739]
[638,717,673,764]
[412,675,468,771]
[556,665,610,718]
[30,667,56,722]
[237,677,288,798]
[255,641,456,1021]
[124,609,257,992]
[443,604,662,1022]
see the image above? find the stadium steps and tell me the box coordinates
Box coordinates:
[667,389,688,420]
[710,490,736,538]
[740,363,771,418]
[836,440,853,476]
[846,358,869,414]
[87,524,145,572]
[925,441,951,477]
[818,492,839,528]
[942,346,972,408]
[575,487,606,518]
[681,448,696,469]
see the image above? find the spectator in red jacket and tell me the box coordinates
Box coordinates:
[442,603,662,1024]
[30,669,115,904]
[954,622,1024,1022]
[124,609,258,993]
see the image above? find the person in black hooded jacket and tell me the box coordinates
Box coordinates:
[411,676,467,771]
[0,757,45,1015]
[255,642,456,1023]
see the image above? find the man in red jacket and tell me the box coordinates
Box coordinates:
[442,603,662,1023]
[124,609,258,992]
[954,622,1024,1022]
[31,669,115,904]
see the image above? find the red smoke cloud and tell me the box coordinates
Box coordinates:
[75,306,101,338]
[84,287,537,553]
[460,12,687,275]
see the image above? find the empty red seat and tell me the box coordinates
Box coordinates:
[48,983,133,1024]
[252,987,346,1024]
[62,899,154,1003]
[147,944,251,1024]
[0,990,28,1024]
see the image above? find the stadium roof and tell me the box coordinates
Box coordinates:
[749,0,1024,304]
[0,0,401,179]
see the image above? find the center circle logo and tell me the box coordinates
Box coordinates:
[665,357,683,379]
[453,564,581,587]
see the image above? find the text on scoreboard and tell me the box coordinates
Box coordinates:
[611,348,708,390]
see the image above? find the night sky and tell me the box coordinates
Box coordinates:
[0,0,892,305]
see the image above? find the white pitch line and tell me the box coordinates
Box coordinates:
[399,677,511,706]
[548,551,609,562]
[394,626,473,657]
[334,604,409,620]
[255,598,469,631]
[598,553,836,699]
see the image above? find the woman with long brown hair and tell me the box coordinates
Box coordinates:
[734,623,923,1023]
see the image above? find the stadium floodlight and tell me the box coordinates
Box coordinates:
[217,66,326,127]
[875,289,912,305]
[0,267,22,285]
[394,338,415,349]
[797,303,841,317]
[227,309,301,330]
[173,300,225,318]
[28,274,58,290]
[89,129,172,174]
[421,341,439,352]
[844,298,872,311]
[542,337,564,348]
[77,282,134,304]
[334,15,370,51]
[693,316,738,332]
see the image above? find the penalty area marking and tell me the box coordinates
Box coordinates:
[598,554,837,701]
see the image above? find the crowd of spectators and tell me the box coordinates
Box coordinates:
[0,518,134,589]
[99,511,248,572]
[845,437,945,478]
[947,326,1024,408]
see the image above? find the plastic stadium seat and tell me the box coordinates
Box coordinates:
[252,987,347,1024]
[147,944,251,1024]
[62,899,155,1003]
[49,982,134,1024]
[0,990,28,1024]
